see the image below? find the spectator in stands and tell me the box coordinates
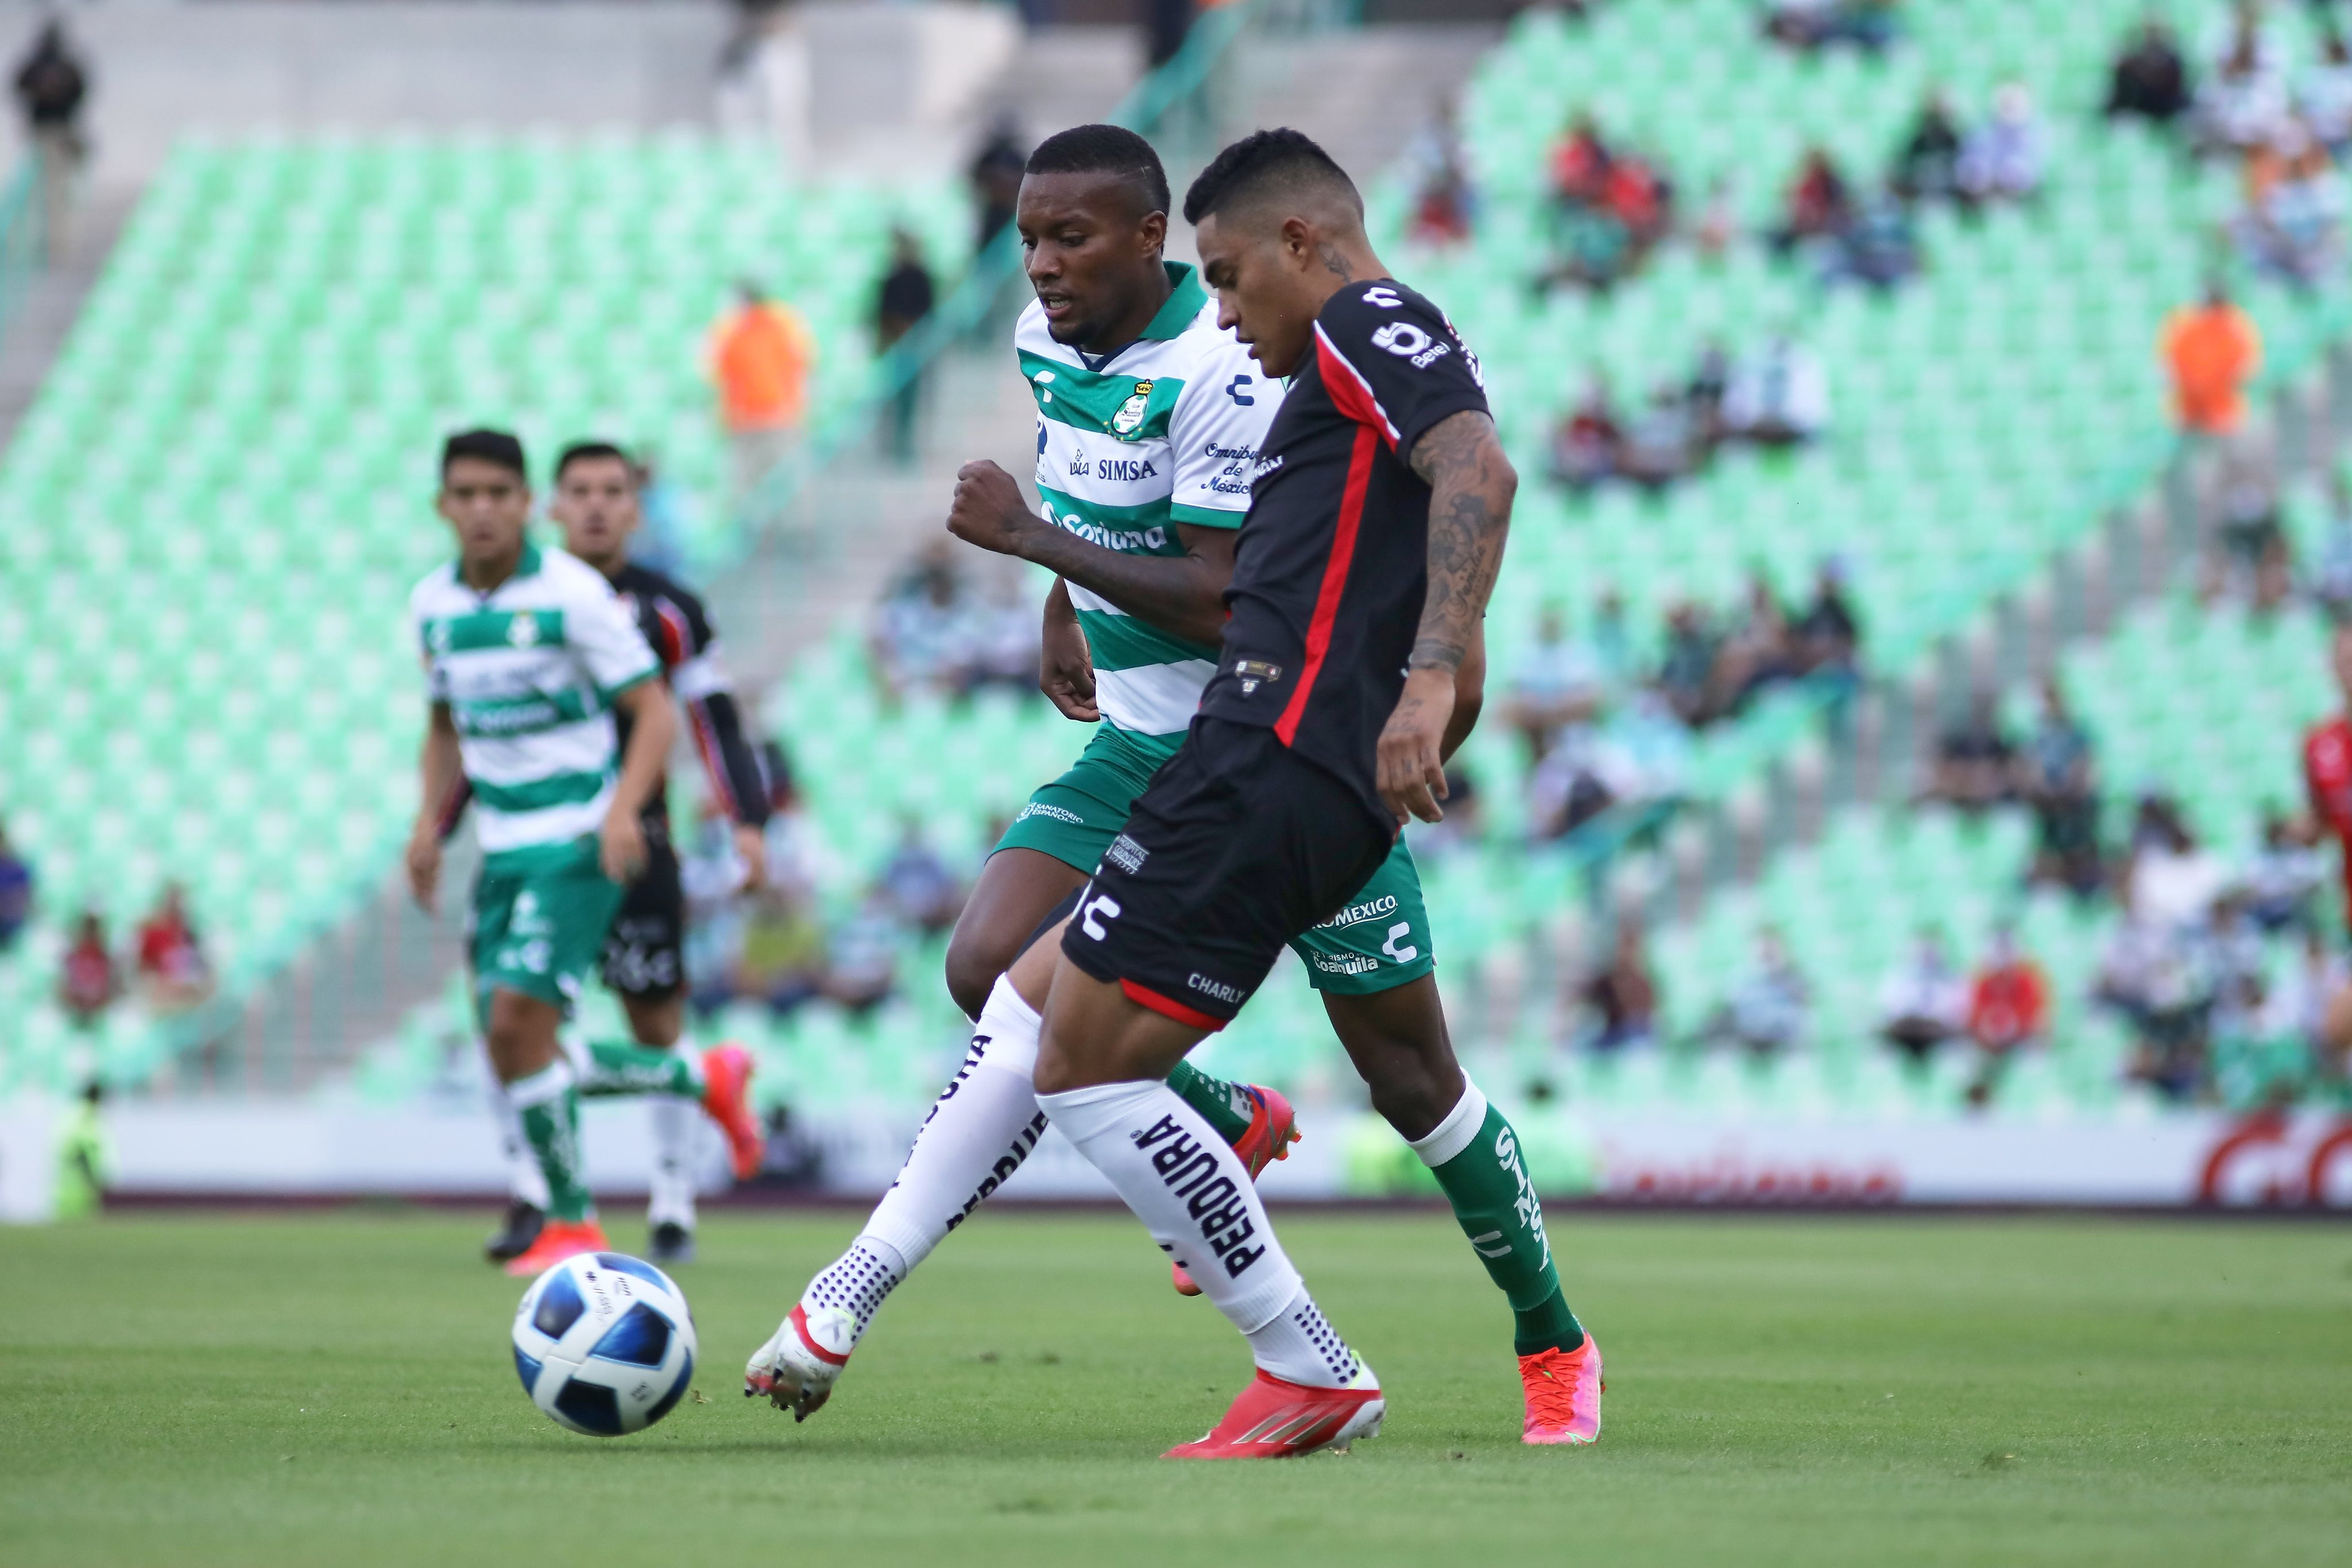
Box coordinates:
[822,889,903,1015]
[2237,130,2345,289]
[1504,604,1607,760]
[1721,333,1830,446]
[877,818,965,936]
[1830,183,1921,291]
[2307,472,2352,615]
[2107,16,2193,126]
[2161,280,2261,439]
[57,909,115,1030]
[1964,924,2050,1108]
[1549,371,1622,489]
[1709,570,1798,715]
[1405,97,1477,247]
[1617,380,1698,489]
[0,816,32,951]
[869,543,973,701]
[1580,916,1658,1054]
[2127,794,2233,931]
[1548,111,1613,210]
[1791,557,1862,683]
[1686,339,1732,440]
[2196,21,2290,156]
[965,570,1042,696]
[2304,26,2352,156]
[1658,602,1721,726]
[730,884,827,1017]
[1594,683,1695,807]
[1769,146,1854,256]
[11,19,87,266]
[968,116,1027,257]
[875,229,937,466]
[1708,928,1811,1058]
[1765,0,1897,52]
[1957,83,2047,206]
[2019,679,2103,895]
[1925,692,2016,815]
[709,280,816,513]
[2246,807,2326,931]
[1893,90,1967,205]
[1528,726,1615,839]
[2101,911,2215,1104]
[1877,927,1967,1067]
[134,883,212,1013]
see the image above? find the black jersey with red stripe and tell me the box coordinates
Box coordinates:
[1197,277,1490,826]
[609,562,771,840]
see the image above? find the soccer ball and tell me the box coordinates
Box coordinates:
[512,1252,698,1437]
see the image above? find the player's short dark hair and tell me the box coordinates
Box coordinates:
[441,428,527,481]
[1181,127,1360,227]
[1024,123,1171,218]
[555,439,636,482]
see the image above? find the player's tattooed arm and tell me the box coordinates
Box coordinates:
[1406,409,1515,674]
[1377,411,1516,825]
[947,459,1239,646]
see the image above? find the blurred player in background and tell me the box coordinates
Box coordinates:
[745,127,1598,1450]
[407,430,760,1278]
[539,439,771,1263]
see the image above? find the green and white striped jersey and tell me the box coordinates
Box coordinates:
[410,542,661,862]
[1019,261,1281,753]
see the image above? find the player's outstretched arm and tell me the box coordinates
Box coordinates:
[947,459,1237,646]
[407,702,462,909]
[602,679,678,885]
[1379,409,1516,824]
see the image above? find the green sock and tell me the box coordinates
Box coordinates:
[1166,1058,1256,1145]
[1419,1094,1584,1356]
[577,1039,702,1099]
[512,1064,595,1224]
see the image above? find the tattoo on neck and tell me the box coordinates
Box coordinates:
[1317,243,1353,280]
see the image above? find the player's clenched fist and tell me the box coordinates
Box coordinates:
[945,459,1035,557]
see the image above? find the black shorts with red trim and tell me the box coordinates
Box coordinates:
[601,836,686,1001]
[1058,717,1394,1028]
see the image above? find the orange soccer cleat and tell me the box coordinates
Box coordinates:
[1519,1334,1604,1446]
[501,1217,612,1279]
[1172,1085,1299,1297]
[700,1043,765,1182]
[1163,1367,1384,1459]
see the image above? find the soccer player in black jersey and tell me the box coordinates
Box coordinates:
[995,129,1600,1457]
[466,441,772,1265]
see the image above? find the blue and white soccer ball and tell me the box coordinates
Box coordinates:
[512,1252,698,1437]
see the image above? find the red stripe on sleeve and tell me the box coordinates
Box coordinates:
[1313,323,1400,451]
[655,601,691,672]
[689,697,736,818]
[1272,424,1379,747]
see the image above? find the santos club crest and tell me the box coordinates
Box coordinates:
[1112,379,1154,438]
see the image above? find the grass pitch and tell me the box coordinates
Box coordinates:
[2,1209,2347,1567]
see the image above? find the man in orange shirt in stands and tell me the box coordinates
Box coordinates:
[709,279,816,516]
[2160,278,2262,438]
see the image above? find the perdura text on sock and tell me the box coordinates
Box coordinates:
[1132,1114,1265,1277]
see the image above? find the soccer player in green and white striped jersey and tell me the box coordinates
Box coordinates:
[748,130,1591,1447]
[405,429,757,1278]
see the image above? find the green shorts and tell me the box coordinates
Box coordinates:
[469,837,627,1017]
[995,725,1436,997]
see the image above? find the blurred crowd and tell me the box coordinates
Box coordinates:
[1549,333,1829,493]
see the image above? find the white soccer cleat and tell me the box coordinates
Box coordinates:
[743,1303,854,1423]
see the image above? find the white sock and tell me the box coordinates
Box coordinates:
[1243,1284,1366,1388]
[1040,1079,1362,1387]
[486,1046,551,1211]
[648,1097,699,1230]
[800,976,1048,1356]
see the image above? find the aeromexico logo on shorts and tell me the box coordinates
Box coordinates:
[1316,893,1399,931]
[1131,1114,1266,1279]
[1105,834,1149,874]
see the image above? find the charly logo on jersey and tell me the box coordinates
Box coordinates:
[1111,378,1155,437]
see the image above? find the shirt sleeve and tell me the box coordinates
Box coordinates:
[1167,334,1282,529]
[570,571,662,699]
[409,586,451,703]
[1311,281,1491,469]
